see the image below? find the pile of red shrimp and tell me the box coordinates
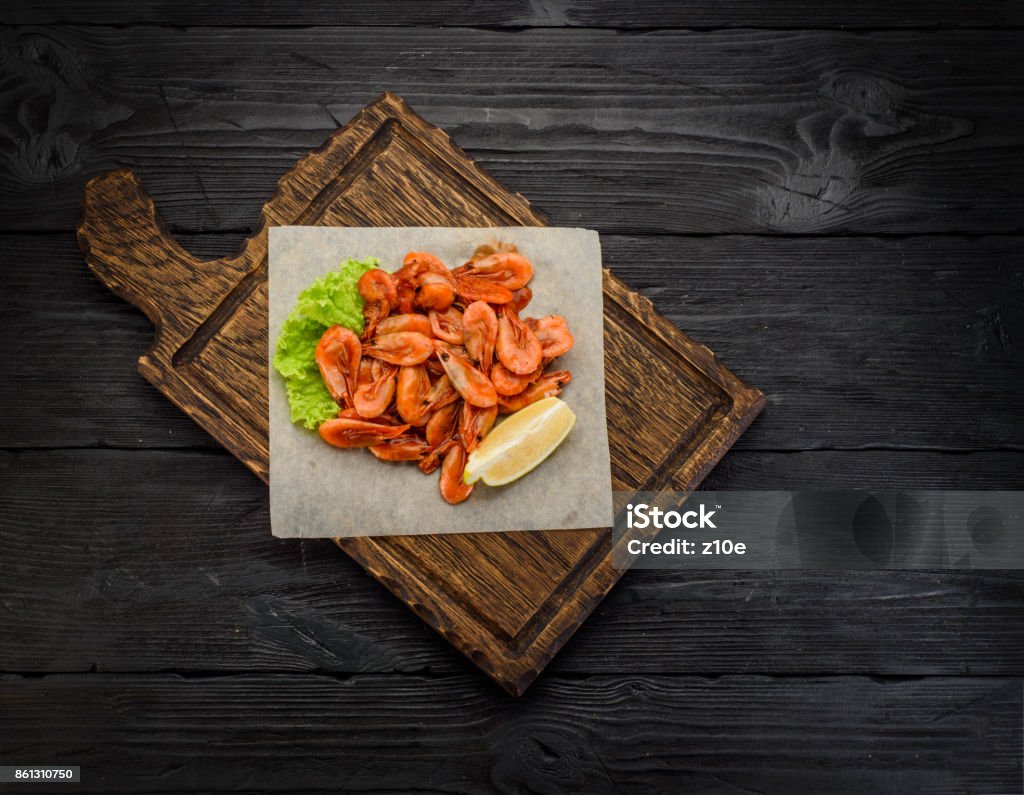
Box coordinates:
[314,245,574,504]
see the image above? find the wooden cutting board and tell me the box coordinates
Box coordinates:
[78,92,764,695]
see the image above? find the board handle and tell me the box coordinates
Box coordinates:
[77,169,241,353]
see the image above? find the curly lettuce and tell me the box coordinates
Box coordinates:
[273,257,378,429]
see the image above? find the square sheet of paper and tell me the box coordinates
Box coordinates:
[268,227,612,538]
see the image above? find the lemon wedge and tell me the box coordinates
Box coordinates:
[463,397,576,486]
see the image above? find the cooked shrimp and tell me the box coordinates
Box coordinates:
[497,370,572,414]
[363,331,433,366]
[439,441,473,504]
[428,307,464,344]
[315,325,362,406]
[496,305,543,375]
[465,251,533,290]
[394,252,449,313]
[461,300,498,373]
[319,417,411,448]
[415,271,455,312]
[377,313,433,336]
[417,438,450,475]
[425,400,460,448]
[434,341,497,408]
[510,285,532,313]
[357,268,397,339]
[338,407,401,425]
[423,373,459,413]
[452,272,513,304]
[353,358,398,418]
[368,433,431,461]
[526,315,575,358]
[395,364,432,426]
[403,251,448,274]
[490,361,541,396]
[458,402,498,453]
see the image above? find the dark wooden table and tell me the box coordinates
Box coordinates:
[2,3,1023,792]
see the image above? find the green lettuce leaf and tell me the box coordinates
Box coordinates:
[283,368,340,430]
[273,314,328,379]
[272,257,378,430]
[297,260,378,329]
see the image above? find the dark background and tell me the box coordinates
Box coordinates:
[2,2,1023,792]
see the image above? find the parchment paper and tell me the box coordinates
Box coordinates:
[268,227,612,538]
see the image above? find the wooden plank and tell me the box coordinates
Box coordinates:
[2,673,1020,793]
[611,235,1024,454]
[0,232,221,450]
[3,28,1024,234]
[3,448,1022,677]
[7,1,1022,28]
[75,92,763,695]
[703,450,1024,489]
[4,232,1021,452]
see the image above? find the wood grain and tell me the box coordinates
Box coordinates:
[3,10,1023,793]
[3,28,1024,235]
[8,1,1024,28]
[3,448,1023,678]
[4,232,1021,453]
[76,93,763,694]
[702,450,1024,489]
[2,673,1020,793]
